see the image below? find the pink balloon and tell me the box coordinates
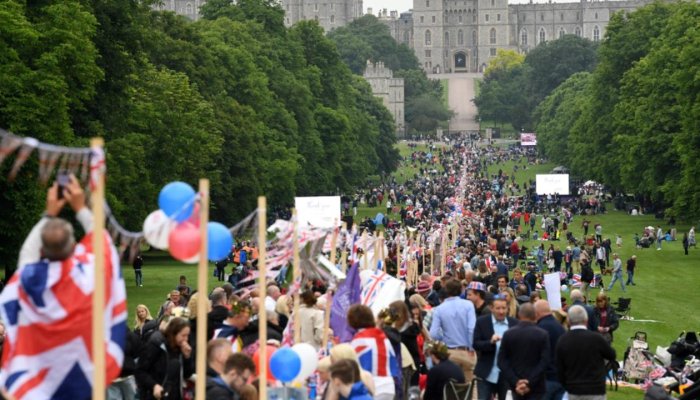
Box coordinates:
[169,222,200,261]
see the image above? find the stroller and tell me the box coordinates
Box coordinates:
[622,332,656,383]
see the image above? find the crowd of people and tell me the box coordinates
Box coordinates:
[4,137,691,400]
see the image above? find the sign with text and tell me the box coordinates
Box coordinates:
[520,132,537,146]
[543,272,562,310]
[536,174,570,195]
[294,196,341,228]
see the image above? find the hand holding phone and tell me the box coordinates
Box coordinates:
[56,172,70,199]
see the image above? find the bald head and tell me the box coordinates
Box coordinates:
[534,300,551,320]
[517,303,536,322]
[41,219,75,261]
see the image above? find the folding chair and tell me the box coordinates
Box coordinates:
[613,297,632,320]
[443,378,475,400]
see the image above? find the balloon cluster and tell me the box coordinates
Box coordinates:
[142,181,233,263]
[269,344,318,384]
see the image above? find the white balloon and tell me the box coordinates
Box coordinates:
[182,253,199,264]
[143,210,176,250]
[292,343,318,382]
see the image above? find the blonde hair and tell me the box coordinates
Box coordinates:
[318,356,332,372]
[330,343,359,363]
[409,294,428,309]
[133,304,153,329]
[276,295,290,317]
[504,287,517,318]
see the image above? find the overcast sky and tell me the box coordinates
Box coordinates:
[364,0,568,14]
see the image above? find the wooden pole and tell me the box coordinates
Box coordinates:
[396,232,401,279]
[90,138,106,400]
[322,223,339,351]
[293,209,301,344]
[441,231,447,276]
[340,222,348,273]
[257,197,268,399]
[373,232,380,270]
[362,230,368,270]
[195,179,210,400]
[379,231,385,272]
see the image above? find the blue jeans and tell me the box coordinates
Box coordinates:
[607,271,626,292]
[626,270,635,285]
[134,270,142,286]
[543,379,565,400]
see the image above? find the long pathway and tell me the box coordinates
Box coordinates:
[430,72,483,132]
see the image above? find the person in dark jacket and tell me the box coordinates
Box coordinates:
[208,289,230,339]
[473,296,518,400]
[135,317,194,400]
[423,340,466,400]
[535,300,566,400]
[497,303,550,400]
[206,353,256,400]
[556,305,616,399]
[570,289,598,332]
[592,293,619,344]
[133,255,143,287]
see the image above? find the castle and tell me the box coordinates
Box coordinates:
[161,0,657,74]
[363,61,406,136]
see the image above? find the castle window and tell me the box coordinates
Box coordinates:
[560,13,563,21]
[330,3,334,10]
[425,29,432,45]
[432,15,436,23]
[576,12,580,20]
[540,13,544,21]
[420,16,424,22]
[425,49,432,57]
[314,3,318,11]
[426,0,430,7]
[521,29,527,46]
[472,29,477,45]
[445,31,450,46]
[490,28,496,44]
[459,15,463,22]
[595,12,598,19]
[490,47,496,56]
[539,27,546,43]
[575,26,581,36]
[497,13,500,21]
[458,29,464,44]
[403,31,410,43]
[331,15,335,23]
[473,14,476,22]
[185,2,193,14]
[485,14,489,22]
[593,25,600,41]
[491,0,494,5]
[559,27,565,38]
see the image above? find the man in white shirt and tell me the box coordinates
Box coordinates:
[265,285,281,313]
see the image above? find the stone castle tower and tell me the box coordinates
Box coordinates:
[363,61,406,136]
[279,0,363,31]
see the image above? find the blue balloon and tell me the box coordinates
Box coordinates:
[208,222,233,261]
[158,182,195,222]
[270,347,301,383]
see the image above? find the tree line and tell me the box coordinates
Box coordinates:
[0,0,403,269]
[477,2,700,221]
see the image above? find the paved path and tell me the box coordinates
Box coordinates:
[430,73,483,132]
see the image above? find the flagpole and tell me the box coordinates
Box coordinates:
[322,221,339,351]
[293,209,301,344]
[340,222,348,274]
[257,197,268,399]
[362,230,368,270]
[195,179,209,400]
[90,138,106,400]
[396,232,401,279]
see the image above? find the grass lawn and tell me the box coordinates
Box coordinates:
[441,79,449,109]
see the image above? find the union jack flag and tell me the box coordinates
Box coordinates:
[361,270,390,306]
[351,327,399,377]
[0,232,127,399]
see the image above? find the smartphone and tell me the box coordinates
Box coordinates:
[57,172,70,199]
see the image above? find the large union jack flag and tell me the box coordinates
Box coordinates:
[0,232,127,399]
[351,327,399,377]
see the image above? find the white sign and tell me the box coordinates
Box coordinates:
[294,196,341,228]
[536,174,570,195]
[520,132,537,146]
[543,272,562,310]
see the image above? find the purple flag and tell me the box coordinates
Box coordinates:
[330,262,361,343]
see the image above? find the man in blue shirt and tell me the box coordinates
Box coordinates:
[473,296,518,400]
[430,279,477,382]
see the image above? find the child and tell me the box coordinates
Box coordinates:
[616,234,623,248]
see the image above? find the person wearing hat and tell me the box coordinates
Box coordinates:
[467,281,492,318]
[423,341,466,400]
[474,295,518,400]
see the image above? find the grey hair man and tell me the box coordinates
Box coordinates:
[555,306,616,400]
[569,289,598,331]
